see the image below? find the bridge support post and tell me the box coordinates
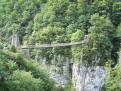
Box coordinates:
[11,33,20,48]
[11,33,30,59]
[22,48,30,60]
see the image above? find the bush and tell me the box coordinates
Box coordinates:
[0,49,55,91]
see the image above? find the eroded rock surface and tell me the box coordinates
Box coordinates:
[73,65,106,91]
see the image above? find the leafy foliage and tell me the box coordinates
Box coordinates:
[71,30,84,63]
[0,48,55,91]
[1,0,121,90]
[104,63,121,91]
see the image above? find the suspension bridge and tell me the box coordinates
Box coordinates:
[21,41,86,48]
[0,33,88,49]
[0,33,88,59]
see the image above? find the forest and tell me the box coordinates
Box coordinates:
[0,0,121,91]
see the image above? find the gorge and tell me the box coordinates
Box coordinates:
[1,0,121,91]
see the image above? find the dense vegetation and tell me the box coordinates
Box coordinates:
[104,62,121,91]
[0,46,56,91]
[1,0,121,63]
[0,0,121,91]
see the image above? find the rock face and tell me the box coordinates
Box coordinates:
[119,51,121,66]
[39,56,71,88]
[72,64,106,91]
[22,48,30,59]
[38,55,106,90]
[50,72,69,88]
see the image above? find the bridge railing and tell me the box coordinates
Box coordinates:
[21,40,87,49]
[0,33,89,48]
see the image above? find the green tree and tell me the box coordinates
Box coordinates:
[104,63,121,91]
[92,0,109,16]
[112,1,121,26]
[0,0,46,42]
[7,70,44,91]
[0,48,55,91]
[71,30,84,63]
[83,14,113,66]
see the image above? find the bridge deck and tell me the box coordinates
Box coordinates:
[21,41,86,49]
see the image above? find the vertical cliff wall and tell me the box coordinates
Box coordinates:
[72,64,106,91]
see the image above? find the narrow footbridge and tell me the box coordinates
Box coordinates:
[21,41,86,49]
[0,33,88,60]
[1,33,88,49]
